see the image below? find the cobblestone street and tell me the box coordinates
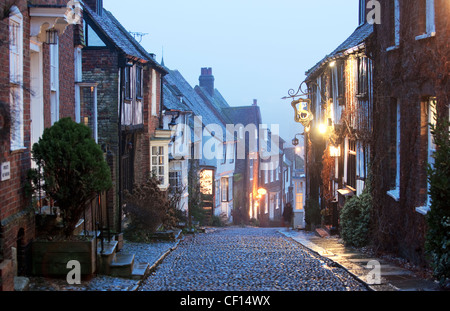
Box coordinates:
[139,227,369,291]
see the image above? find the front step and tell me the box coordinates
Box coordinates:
[97,240,118,275]
[131,262,150,280]
[110,253,135,278]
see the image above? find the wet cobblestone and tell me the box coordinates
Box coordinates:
[139,227,369,291]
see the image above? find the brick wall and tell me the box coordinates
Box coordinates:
[82,48,120,231]
[0,0,33,291]
[370,0,450,265]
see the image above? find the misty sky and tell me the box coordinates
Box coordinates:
[105,0,359,144]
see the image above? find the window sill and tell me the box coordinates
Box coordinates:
[415,32,436,41]
[10,147,27,154]
[416,205,430,215]
[386,45,399,52]
[387,188,400,202]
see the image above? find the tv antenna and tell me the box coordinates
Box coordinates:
[130,32,148,43]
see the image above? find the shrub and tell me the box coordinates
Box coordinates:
[340,190,372,248]
[123,177,170,241]
[31,118,112,237]
[426,118,450,287]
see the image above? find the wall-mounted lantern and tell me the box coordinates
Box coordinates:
[46,28,58,45]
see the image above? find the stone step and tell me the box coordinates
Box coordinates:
[109,253,135,278]
[131,262,150,280]
[315,228,330,238]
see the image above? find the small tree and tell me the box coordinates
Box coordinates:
[31,118,112,237]
[426,118,450,288]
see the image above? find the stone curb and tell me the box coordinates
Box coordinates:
[130,234,185,291]
[278,230,398,292]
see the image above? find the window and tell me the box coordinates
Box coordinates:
[337,61,345,104]
[221,142,226,164]
[388,99,401,200]
[151,69,157,116]
[169,171,182,192]
[79,84,98,142]
[74,47,82,83]
[151,145,167,186]
[416,0,435,40]
[136,66,143,99]
[221,177,229,202]
[387,0,400,50]
[347,140,357,189]
[84,23,106,47]
[357,57,368,96]
[9,6,24,150]
[416,98,437,215]
[296,192,304,211]
[124,66,132,100]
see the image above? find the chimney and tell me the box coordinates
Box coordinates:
[253,99,258,106]
[84,0,103,16]
[199,67,215,96]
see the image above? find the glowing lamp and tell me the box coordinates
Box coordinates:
[330,145,341,158]
[257,188,267,196]
[318,123,327,135]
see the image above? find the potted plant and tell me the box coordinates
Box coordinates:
[30,118,112,276]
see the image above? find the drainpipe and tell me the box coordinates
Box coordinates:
[118,64,123,233]
[159,72,165,129]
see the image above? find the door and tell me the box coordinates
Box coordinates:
[200,169,214,218]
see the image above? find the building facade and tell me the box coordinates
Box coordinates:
[369,0,450,264]
[0,0,83,291]
[305,9,374,233]
[81,0,167,233]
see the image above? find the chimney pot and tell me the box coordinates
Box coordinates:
[253,99,258,106]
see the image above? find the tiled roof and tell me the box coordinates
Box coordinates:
[305,23,373,79]
[83,4,167,73]
[163,69,227,133]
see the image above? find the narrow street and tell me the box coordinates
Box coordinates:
[139,227,368,291]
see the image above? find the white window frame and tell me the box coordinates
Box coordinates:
[151,143,169,189]
[387,100,401,201]
[74,47,82,83]
[416,0,436,40]
[9,6,25,151]
[386,0,400,51]
[50,35,59,125]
